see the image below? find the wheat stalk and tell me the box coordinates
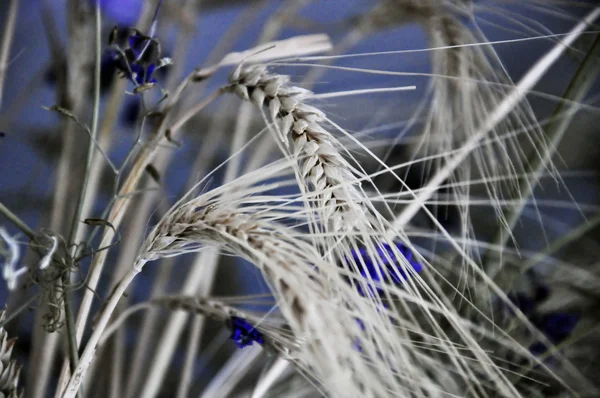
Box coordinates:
[100,294,301,359]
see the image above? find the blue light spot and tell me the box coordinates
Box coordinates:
[229,317,264,349]
[349,242,423,296]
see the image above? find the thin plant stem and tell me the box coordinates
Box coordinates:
[92,167,164,396]
[60,280,79,396]
[0,62,48,129]
[56,2,169,391]
[66,0,103,251]
[123,258,173,398]
[176,314,204,398]
[0,0,19,109]
[138,248,219,398]
[63,267,141,398]
[54,75,127,398]
[59,2,102,390]
[251,357,290,398]
[513,317,600,391]
[116,187,172,398]
[108,325,125,398]
[501,211,600,291]
[166,87,227,133]
[35,0,96,393]
[0,294,38,328]
[0,201,35,239]
[199,346,263,398]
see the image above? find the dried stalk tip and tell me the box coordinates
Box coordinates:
[0,311,22,398]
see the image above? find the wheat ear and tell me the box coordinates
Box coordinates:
[63,177,400,397]
[100,295,301,360]
[0,311,22,398]
[228,65,374,232]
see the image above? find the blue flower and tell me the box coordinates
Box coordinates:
[349,242,423,297]
[229,317,264,349]
[107,32,161,87]
[105,1,171,91]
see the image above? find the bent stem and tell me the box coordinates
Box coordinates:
[63,265,143,398]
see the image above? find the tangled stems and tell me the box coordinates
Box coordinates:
[55,86,225,396]
[60,33,332,396]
